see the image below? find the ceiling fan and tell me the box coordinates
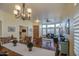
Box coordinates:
[46,18,51,22]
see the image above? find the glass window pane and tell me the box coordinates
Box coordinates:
[42,29,46,35]
[47,24,54,28]
[47,28,54,34]
[50,29,54,34]
[56,28,59,35]
[42,25,46,28]
[47,29,50,33]
[56,24,60,27]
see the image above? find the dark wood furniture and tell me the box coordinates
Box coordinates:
[0,37,16,44]
[33,37,42,48]
[19,36,31,44]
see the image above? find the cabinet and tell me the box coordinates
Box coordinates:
[33,38,42,47]
[60,41,69,55]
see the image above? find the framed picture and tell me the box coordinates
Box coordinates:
[65,19,70,34]
[8,26,15,32]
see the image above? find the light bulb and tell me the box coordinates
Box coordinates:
[13,10,18,15]
[22,13,26,17]
[27,8,32,13]
[35,18,40,23]
[27,14,31,17]
[15,5,21,11]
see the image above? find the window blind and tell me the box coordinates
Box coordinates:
[73,16,79,56]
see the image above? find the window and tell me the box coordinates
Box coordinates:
[47,24,54,28]
[47,24,54,34]
[42,23,61,36]
[56,24,60,35]
[42,25,46,28]
[47,28,54,34]
[42,29,46,35]
[56,24,60,27]
[42,24,54,36]
[56,28,59,35]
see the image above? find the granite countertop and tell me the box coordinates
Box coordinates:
[2,43,55,56]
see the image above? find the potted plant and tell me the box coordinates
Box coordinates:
[27,42,33,51]
[12,39,18,46]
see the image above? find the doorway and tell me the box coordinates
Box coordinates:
[19,26,28,41]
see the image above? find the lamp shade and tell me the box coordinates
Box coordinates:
[13,10,18,15]
[27,8,32,13]
[15,5,21,11]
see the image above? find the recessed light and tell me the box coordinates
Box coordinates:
[74,3,77,6]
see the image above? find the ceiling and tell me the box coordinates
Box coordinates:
[0,3,78,23]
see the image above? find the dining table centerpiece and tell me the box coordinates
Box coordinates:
[27,42,33,51]
[27,38,33,51]
[12,39,18,46]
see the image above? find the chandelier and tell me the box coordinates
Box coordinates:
[13,3,32,20]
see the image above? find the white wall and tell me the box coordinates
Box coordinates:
[0,21,2,36]
[0,10,33,41]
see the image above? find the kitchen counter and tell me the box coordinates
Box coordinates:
[2,43,55,56]
[42,38,54,50]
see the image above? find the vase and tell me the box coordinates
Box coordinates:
[28,48,32,51]
[13,43,17,46]
[12,40,18,46]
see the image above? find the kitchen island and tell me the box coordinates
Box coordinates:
[2,43,55,56]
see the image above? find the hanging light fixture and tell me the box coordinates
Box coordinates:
[13,3,32,20]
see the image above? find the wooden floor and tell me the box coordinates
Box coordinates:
[0,46,21,56]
